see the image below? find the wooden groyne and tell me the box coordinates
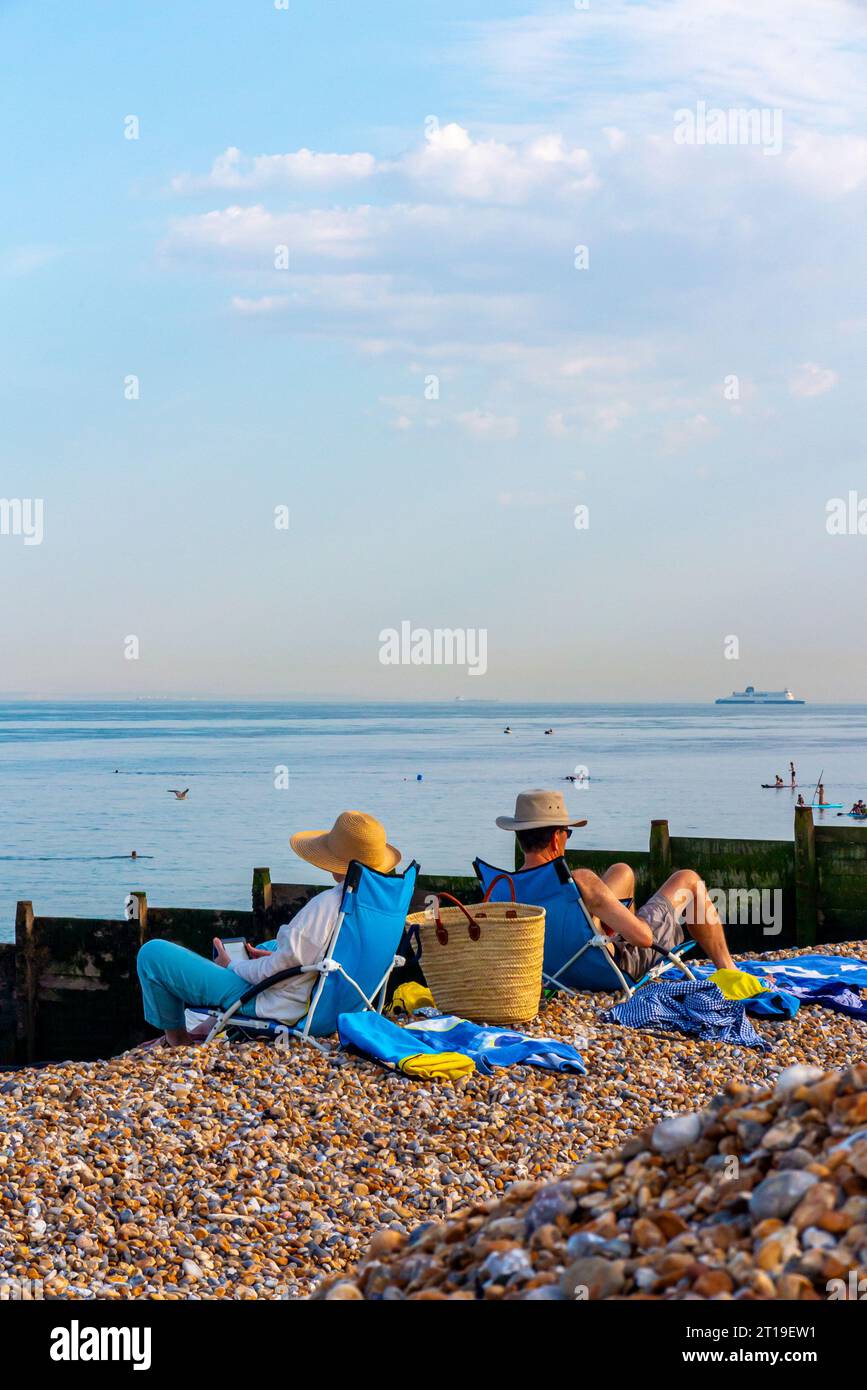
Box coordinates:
[1,807,864,1065]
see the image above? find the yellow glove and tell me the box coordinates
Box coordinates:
[709,968,769,1001]
[399,1051,475,1080]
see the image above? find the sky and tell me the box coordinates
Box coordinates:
[1,0,866,701]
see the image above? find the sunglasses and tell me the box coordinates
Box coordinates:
[557,827,573,840]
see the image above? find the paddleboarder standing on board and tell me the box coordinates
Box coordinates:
[790,761,796,787]
[818,782,826,806]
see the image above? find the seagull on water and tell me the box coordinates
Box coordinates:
[168,788,190,800]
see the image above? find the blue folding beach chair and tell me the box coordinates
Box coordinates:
[473,857,695,1000]
[191,859,419,1048]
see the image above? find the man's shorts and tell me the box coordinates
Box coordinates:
[613,891,686,982]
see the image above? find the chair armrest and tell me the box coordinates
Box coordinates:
[651,940,696,963]
[236,964,306,1007]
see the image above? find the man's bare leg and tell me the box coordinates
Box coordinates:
[581,862,636,939]
[658,869,736,971]
[573,865,650,943]
[602,861,636,905]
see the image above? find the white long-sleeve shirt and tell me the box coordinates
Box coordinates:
[228,885,342,1025]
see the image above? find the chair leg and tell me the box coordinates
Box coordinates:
[205,997,246,1043]
[275,1027,330,1055]
[542,972,577,997]
[638,949,696,989]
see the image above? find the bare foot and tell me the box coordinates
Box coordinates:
[164,1027,207,1047]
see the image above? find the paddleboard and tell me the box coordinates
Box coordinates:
[761,783,802,788]
[814,803,843,810]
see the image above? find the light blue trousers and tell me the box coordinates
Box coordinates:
[137,938,276,1031]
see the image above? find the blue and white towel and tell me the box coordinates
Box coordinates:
[604,978,769,1049]
[404,1015,587,1074]
[693,954,867,1021]
[338,1010,586,1075]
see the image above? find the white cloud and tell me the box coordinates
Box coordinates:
[662,412,719,452]
[498,489,569,507]
[595,401,634,435]
[546,411,572,439]
[170,146,377,193]
[166,204,380,260]
[456,409,520,442]
[164,196,565,278]
[400,123,597,203]
[559,354,636,379]
[462,0,867,131]
[789,362,839,397]
[231,275,539,343]
[602,127,627,152]
[0,245,61,276]
[784,134,867,197]
[170,124,597,207]
[158,19,866,452]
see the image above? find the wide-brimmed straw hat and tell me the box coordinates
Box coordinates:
[495,788,587,832]
[290,810,401,875]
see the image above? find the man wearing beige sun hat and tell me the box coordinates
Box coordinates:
[136,811,402,1047]
[496,789,735,979]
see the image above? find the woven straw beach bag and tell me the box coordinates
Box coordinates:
[407,875,546,1026]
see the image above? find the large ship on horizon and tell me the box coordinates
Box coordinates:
[715,685,805,705]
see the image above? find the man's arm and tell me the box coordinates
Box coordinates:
[572,869,653,948]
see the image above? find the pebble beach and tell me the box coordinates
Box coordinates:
[327,1060,867,1301]
[1,942,865,1301]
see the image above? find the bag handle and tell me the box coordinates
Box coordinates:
[483,873,517,904]
[430,891,481,945]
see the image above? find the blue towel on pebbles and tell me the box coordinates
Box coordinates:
[338,1011,586,1075]
[692,955,867,1021]
[763,980,867,1020]
[604,978,769,1050]
[738,954,867,988]
[404,1015,587,1075]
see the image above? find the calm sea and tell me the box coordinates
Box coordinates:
[1,700,865,940]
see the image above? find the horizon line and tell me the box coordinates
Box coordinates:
[0,694,857,707]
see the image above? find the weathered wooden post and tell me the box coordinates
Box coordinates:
[252,867,272,917]
[793,805,819,947]
[14,901,36,1064]
[649,819,672,887]
[0,941,16,1066]
[129,892,148,942]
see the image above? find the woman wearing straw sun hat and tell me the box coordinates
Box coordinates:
[136,811,402,1047]
[288,810,401,876]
